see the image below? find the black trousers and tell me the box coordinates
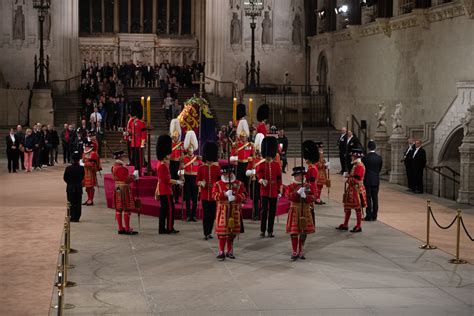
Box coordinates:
[365,185,379,220]
[63,143,70,163]
[131,147,142,175]
[7,150,19,172]
[33,147,42,168]
[261,197,277,234]
[339,152,347,172]
[413,169,424,193]
[170,160,180,202]
[250,180,261,220]
[159,195,175,233]
[184,175,198,218]
[68,191,83,221]
[281,154,288,173]
[237,162,248,188]
[18,149,25,169]
[405,162,414,190]
[202,200,216,236]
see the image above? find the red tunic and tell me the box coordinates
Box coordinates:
[82,150,98,188]
[343,161,367,209]
[316,158,328,186]
[170,140,183,161]
[212,179,246,235]
[231,141,253,163]
[155,163,173,196]
[256,160,282,198]
[256,122,268,136]
[305,164,319,196]
[284,182,315,234]
[127,117,147,148]
[196,163,221,201]
[183,155,202,176]
[112,163,135,212]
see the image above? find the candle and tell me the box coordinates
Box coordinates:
[141,96,145,121]
[147,96,151,128]
[249,98,253,126]
[233,97,237,124]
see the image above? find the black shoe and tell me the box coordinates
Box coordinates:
[336,224,349,231]
[260,232,265,238]
[320,200,326,205]
[125,230,138,235]
[118,229,127,235]
[290,254,298,261]
[268,233,275,238]
[191,217,197,222]
[350,227,362,233]
[226,252,236,259]
[186,217,191,222]
[170,229,180,234]
[299,254,306,260]
[372,217,377,221]
[159,230,169,234]
[82,201,88,205]
[364,217,372,222]
[216,253,225,261]
[204,236,209,240]
[207,235,214,239]
[86,202,94,206]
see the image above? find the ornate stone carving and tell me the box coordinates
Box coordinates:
[13,5,25,40]
[347,25,361,43]
[375,103,387,131]
[461,0,474,18]
[460,103,474,137]
[391,103,404,134]
[261,11,273,45]
[230,12,242,45]
[376,18,391,37]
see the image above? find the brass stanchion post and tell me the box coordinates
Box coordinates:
[59,222,77,287]
[64,204,78,254]
[420,200,437,249]
[449,210,468,264]
[52,267,75,311]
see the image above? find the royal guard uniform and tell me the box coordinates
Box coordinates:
[337,148,367,233]
[315,142,330,205]
[256,136,282,238]
[155,135,182,234]
[88,131,102,171]
[304,140,319,225]
[231,106,253,189]
[285,166,316,261]
[212,164,246,260]
[169,119,183,203]
[179,131,202,222]
[112,151,138,235]
[82,140,99,206]
[246,133,265,221]
[256,104,269,136]
[197,142,221,240]
[124,101,147,175]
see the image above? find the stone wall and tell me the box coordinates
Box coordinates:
[0,88,30,127]
[308,2,474,142]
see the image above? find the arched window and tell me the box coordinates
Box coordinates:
[317,52,328,93]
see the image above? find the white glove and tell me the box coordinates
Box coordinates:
[176,180,184,186]
[228,195,235,202]
[251,169,256,176]
[278,193,282,199]
[259,179,268,187]
[123,131,129,136]
[245,170,253,177]
[199,180,206,188]
[177,170,184,177]
[133,170,139,179]
[230,156,238,162]
[299,191,307,199]
[343,172,348,178]
[225,189,233,197]
[325,162,331,170]
[297,187,305,195]
[79,159,84,167]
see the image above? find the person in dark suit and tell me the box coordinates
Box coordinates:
[6,128,19,173]
[345,130,360,172]
[411,139,426,194]
[402,138,415,192]
[337,127,347,174]
[15,125,26,170]
[63,151,85,222]
[362,140,383,221]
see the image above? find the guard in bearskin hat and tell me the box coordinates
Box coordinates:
[112,151,138,235]
[197,142,221,239]
[82,140,99,206]
[169,119,183,203]
[246,133,265,220]
[336,148,367,233]
[256,104,269,136]
[124,101,147,175]
[212,164,246,260]
[155,135,183,234]
[303,140,320,225]
[284,166,315,261]
[63,151,85,222]
[230,105,253,188]
[256,136,282,238]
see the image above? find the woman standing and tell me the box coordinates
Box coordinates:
[23,128,34,172]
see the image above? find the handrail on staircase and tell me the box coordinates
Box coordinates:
[350,114,367,152]
[204,76,236,99]
[50,75,81,95]
[425,165,460,201]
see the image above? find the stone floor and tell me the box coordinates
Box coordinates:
[1,158,473,316]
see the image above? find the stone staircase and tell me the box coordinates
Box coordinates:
[206,93,233,127]
[53,92,82,127]
[284,128,340,158]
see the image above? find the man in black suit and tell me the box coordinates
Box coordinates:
[6,128,19,173]
[362,140,383,221]
[15,125,25,170]
[345,130,360,172]
[337,127,347,174]
[411,139,426,194]
[63,151,85,222]
[402,138,415,192]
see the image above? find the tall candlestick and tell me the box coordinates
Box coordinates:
[233,97,237,124]
[147,96,151,128]
[249,98,253,126]
[141,96,145,121]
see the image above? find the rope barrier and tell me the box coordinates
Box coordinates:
[460,217,474,241]
[428,206,458,230]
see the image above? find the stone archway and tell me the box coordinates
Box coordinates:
[438,126,463,172]
[317,52,328,93]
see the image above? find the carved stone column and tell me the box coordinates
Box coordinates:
[374,129,391,175]
[389,132,407,184]
[458,103,474,204]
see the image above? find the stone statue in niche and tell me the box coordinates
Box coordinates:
[230,13,242,45]
[261,11,272,45]
[292,13,302,46]
[13,5,25,40]
[391,102,404,133]
[375,103,387,130]
[460,103,474,137]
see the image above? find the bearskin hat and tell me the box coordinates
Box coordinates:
[292,166,307,176]
[254,133,265,152]
[130,101,143,118]
[169,119,181,140]
[303,140,319,163]
[350,148,364,157]
[236,103,246,120]
[184,130,198,152]
[203,142,218,162]
[261,136,278,158]
[221,163,235,174]
[113,150,126,159]
[156,134,172,161]
[257,104,269,122]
